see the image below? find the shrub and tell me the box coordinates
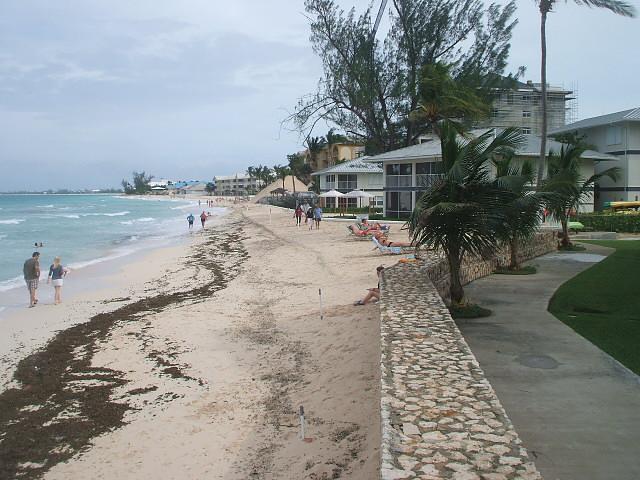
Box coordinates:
[577,213,640,233]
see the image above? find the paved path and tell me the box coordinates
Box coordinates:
[457,244,640,480]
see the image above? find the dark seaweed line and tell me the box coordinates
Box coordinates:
[0,223,248,480]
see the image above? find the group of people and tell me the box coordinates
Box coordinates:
[187,211,210,229]
[199,199,217,208]
[23,251,69,308]
[294,203,322,230]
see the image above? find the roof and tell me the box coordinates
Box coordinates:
[551,107,640,134]
[310,157,382,176]
[365,129,618,163]
[214,173,252,181]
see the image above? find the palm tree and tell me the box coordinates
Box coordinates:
[536,0,635,186]
[325,128,348,165]
[273,164,291,191]
[412,62,489,136]
[493,154,548,270]
[306,136,326,170]
[542,143,620,247]
[408,122,523,305]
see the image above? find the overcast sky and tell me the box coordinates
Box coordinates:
[1,0,638,190]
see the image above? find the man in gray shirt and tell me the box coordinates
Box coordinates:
[23,252,41,308]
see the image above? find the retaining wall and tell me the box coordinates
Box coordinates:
[379,233,556,479]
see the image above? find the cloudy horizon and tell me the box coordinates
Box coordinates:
[1,0,638,191]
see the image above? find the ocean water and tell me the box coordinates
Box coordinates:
[0,194,218,293]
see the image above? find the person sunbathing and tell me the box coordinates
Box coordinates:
[360,219,389,231]
[374,232,415,248]
[354,266,384,305]
[349,224,374,236]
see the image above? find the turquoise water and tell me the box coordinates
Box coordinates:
[0,194,214,293]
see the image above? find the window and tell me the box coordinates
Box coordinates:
[386,163,412,187]
[375,196,384,207]
[325,174,335,189]
[521,127,531,134]
[491,108,500,118]
[606,126,622,145]
[386,191,412,218]
[337,174,357,191]
[522,94,531,102]
[415,161,443,188]
[522,111,532,118]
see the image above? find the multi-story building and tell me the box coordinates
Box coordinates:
[305,143,366,172]
[310,158,384,209]
[213,173,259,196]
[551,107,640,209]
[365,129,616,218]
[478,80,576,135]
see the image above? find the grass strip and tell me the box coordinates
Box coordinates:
[548,240,640,375]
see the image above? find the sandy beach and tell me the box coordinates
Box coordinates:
[0,203,411,479]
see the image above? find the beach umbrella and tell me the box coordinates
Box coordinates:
[318,189,344,209]
[344,189,374,209]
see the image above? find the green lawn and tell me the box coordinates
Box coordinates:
[548,240,640,375]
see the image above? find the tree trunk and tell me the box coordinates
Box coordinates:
[537,8,548,189]
[448,254,465,305]
[509,238,519,270]
[561,218,570,247]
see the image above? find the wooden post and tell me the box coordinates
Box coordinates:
[319,288,324,321]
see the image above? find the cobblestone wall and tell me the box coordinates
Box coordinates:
[378,233,555,479]
[424,232,556,303]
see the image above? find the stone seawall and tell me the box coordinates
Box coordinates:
[379,233,556,479]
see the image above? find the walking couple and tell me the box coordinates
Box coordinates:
[23,252,69,307]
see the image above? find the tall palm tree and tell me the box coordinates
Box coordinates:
[408,122,523,304]
[412,62,489,136]
[542,143,620,247]
[493,154,548,270]
[536,0,635,187]
[306,136,326,170]
[273,164,291,191]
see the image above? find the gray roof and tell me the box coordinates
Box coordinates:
[551,107,640,134]
[310,157,383,176]
[365,129,618,163]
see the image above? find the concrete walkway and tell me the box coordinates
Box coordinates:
[457,244,640,480]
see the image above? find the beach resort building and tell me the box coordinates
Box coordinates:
[478,80,576,135]
[304,143,366,172]
[366,129,617,218]
[551,107,640,209]
[311,158,383,208]
[214,173,259,196]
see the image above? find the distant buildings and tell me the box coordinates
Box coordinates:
[213,173,259,196]
[551,107,640,209]
[304,142,366,172]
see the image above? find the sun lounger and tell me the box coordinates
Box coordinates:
[371,236,412,255]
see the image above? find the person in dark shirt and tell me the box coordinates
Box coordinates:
[23,252,41,308]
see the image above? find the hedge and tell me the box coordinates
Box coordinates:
[576,214,640,233]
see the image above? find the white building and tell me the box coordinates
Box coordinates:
[551,107,640,209]
[311,158,384,208]
[214,173,259,196]
[479,80,575,135]
[366,130,617,218]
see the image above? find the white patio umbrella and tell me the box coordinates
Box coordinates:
[344,189,374,209]
[318,189,344,210]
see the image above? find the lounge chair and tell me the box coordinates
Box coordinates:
[371,236,412,255]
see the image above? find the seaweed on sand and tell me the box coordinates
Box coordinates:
[0,224,247,479]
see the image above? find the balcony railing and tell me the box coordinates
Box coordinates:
[386,175,412,188]
[416,174,443,188]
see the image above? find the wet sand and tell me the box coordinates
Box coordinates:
[0,204,390,479]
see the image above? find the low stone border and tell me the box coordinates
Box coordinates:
[379,234,556,479]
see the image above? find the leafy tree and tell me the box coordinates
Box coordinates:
[542,143,620,247]
[121,179,135,195]
[411,62,490,136]
[205,182,216,196]
[408,122,522,304]
[288,0,518,153]
[306,136,326,170]
[132,171,153,194]
[535,0,635,186]
[493,153,547,270]
[287,153,312,192]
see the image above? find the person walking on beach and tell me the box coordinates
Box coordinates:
[313,205,322,230]
[187,213,195,230]
[23,252,40,308]
[47,256,68,305]
[200,211,207,228]
[306,206,314,230]
[294,205,303,227]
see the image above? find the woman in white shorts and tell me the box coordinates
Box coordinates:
[47,256,68,305]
